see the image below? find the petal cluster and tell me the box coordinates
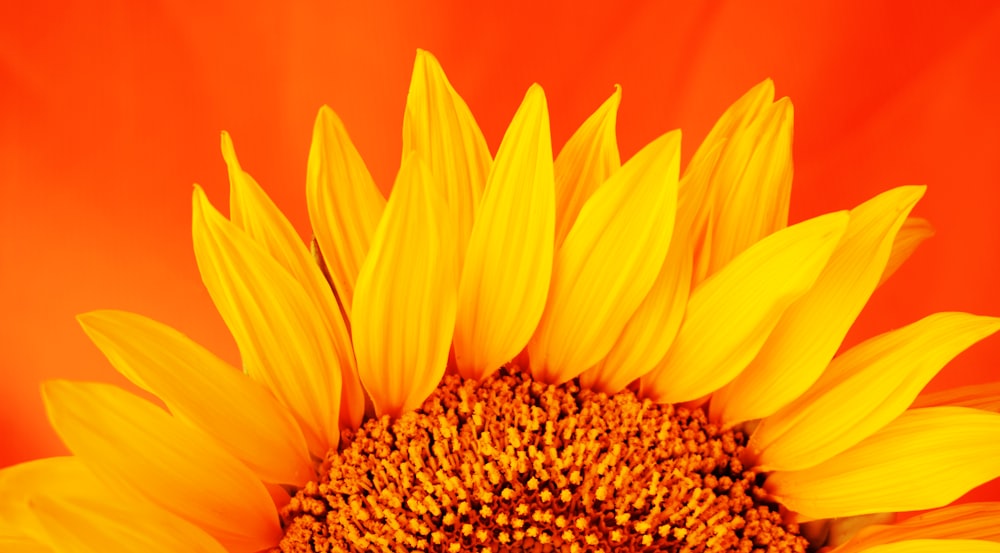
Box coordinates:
[3,50,999,553]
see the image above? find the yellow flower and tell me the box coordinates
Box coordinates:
[3,49,1000,553]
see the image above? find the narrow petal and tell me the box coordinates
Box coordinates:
[749,312,1000,471]
[43,381,281,552]
[581,228,692,394]
[704,98,794,276]
[33,496,228,553]
[913,382,1000,411]
[352,153,456,417]
[766,407,1000,520]
[529,131,680,384]
[78,309,315,486]
[224,133,364,429]
[834,503,1000,553]
[192,185,341,457]
[878,217,934,287]
[453,85,555,380]
[641,211,848,404]
[845,539,1000,553]
[712,186,925,424]
[553,86,621,247]
[306,105,386,317]
[403,49,491,270]
[687,79,777,284]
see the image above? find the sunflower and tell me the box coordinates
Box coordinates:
[3,49,1000,553]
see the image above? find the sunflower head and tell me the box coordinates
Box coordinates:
[3,49,1000,553]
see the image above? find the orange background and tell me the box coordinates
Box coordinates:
[2,1,999,501]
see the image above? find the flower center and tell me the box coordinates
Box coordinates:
[276,368,807,552]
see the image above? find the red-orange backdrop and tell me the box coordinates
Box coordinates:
[3,1,999,501]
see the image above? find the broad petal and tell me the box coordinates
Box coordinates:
[553,86,621,247]
[43,381,281,552]
[0,537,49,553]
[878,217,934,288]
[845,539,1000,553]
[749,312,1000,471]
[192,185,342,456]
[913,382,1000,411]
[78,310,315,486]
[224,132,364,430]
[403,49,491,270]
[766,407,1000,520]
[454,85,555,380]
[530,131,680,384]
[833,503,1000,553]
[352,154,456,417]
[306,105,386,317]
[712,186,924,424]
[641,211,848,404]
[33,496,228,553]
[581,228,692,394]
[0,457,107,542]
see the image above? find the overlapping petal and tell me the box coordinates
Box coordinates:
[42,381,281,553]
[914,382,1000,411]
[403,49,491,270]
[352,153,456,417]
[223,132,365,429]
[879,217,934,287]
[711,186,924,424]
[766,407,1000,520]
[553,86,621,247]
[529,131,680,384]
[453,85,555,380]
[192,186,342,456]
[306,105,387,317]
[834,503,1000,553]
[748,312,1000,471]
[78,309,315,486]
[852,540,1000,553]
[641,211,848,404]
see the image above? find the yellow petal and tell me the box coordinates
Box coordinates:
[704,98,794,276]
[403,49,491,270]
[641,211,848,404]
[749,312,1000,471]
[687,79,777,284]
[0,537,49,553]
[847,539,1000,553]
[553,86,621,247]
[43,381,281,552]
[352,153,456,417]
[78,310,315,486]
[913,382,1000,411]
[766,406,1000,520]
[0,457,108,542]
[712,186,925,424]
[192,185,341,457]
[581,228,692,394]
[878,217,934,288]
[224,132,364,430]
[834,503,1000,553]
[33,496,228,553]
[453,84,555,380]
[306,105,386,317]
[530,131,680,384]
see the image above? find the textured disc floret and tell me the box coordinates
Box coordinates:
[278,368,808,552]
